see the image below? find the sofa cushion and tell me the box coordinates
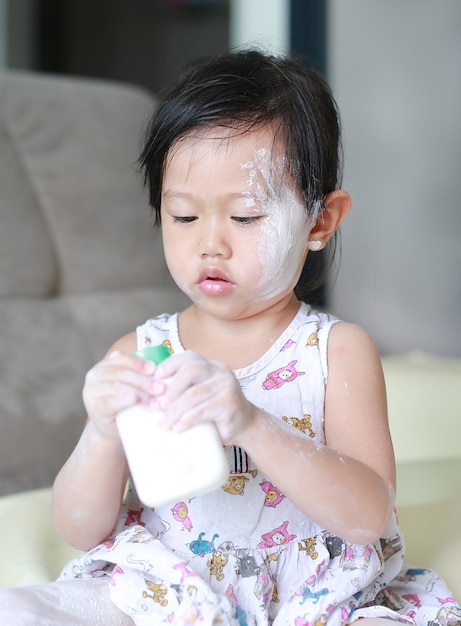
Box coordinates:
[63,287,190,362]
[0,71,171,295]
[0,122,57,297]
[0,285,189,497]
[0,299,93,495]
[0,70,191,497]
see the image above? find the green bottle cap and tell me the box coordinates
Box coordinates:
[133,344,170,364]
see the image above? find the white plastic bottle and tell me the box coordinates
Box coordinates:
[116,345,229,507]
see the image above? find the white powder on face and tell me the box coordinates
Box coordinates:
[241,149,312,301]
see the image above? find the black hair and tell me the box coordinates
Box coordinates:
[138,49,344,300]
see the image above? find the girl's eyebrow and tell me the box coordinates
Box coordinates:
[223,191,256,201]
[162,190,257,202]
[161,190,201,206]
[162,190,193,200]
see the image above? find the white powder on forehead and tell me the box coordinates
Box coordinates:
[241,148,312,301]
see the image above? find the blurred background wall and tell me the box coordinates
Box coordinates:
[328,0,461,358]
[0,0,459,357]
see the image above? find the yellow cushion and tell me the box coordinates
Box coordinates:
[398,500,461,600]
[0,488,79,588]
[383,352,461,507]
[383,351,461,464]
[382,352,461,600]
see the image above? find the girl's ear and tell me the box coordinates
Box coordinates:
[307,190,351,250]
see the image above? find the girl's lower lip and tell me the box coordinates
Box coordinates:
[198,278,234,296]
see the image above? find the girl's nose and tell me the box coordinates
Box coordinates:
[198,222,231,258]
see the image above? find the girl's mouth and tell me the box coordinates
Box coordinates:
[198,269,234,296]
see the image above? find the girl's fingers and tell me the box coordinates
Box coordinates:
[155,351,223,400]
[86,385,140,415]
[82,352,168,440]
[156,354,251,442]
[85,349,249,444]
[85,353,165,398]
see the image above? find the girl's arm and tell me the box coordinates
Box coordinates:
[238,322,395,544]
[52,419,129,551]
[52,332,159,550]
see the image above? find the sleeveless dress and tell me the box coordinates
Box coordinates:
[59,304,460,626]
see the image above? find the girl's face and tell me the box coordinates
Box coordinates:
[160,126,312,321]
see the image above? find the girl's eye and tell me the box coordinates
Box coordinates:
[232,216,260,225]
[173,216,197,223]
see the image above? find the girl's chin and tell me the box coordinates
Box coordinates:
[188,294,296,321]
[178,280,298,316]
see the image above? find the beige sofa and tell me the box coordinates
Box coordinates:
[0,69,189,497]
[0,71,459,601]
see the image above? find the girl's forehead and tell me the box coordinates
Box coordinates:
[167,124,284,163]
[164,125,290,189]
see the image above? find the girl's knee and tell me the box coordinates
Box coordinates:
[0,580,134,625]
[0,587,42,624]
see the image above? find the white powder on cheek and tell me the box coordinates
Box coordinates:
[242,149,312,301]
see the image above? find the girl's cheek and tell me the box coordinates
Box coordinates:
[241,149,312,301]
[169,266,194,300]
[255,190,311,300]
[163,246,194,299]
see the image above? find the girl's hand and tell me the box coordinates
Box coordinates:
[154,351,255,446]
[82,350,166,440]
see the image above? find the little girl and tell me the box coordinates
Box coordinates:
[1,50,459,625]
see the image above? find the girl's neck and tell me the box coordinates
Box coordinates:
[177,295,301,370]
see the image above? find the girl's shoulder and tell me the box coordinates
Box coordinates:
[326,321,385,390]
[327,321,381,360]
[106,331,138,355]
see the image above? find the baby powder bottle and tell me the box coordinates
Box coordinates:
[116,345,229,507]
